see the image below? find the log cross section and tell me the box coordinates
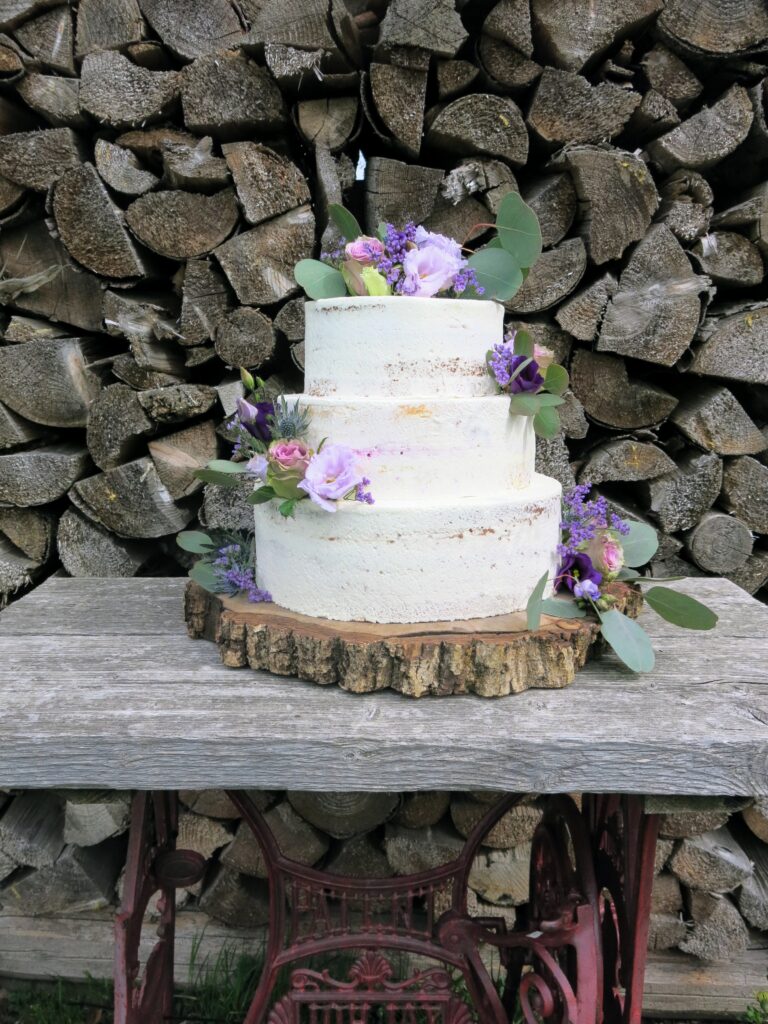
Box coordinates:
[0,576,764,795]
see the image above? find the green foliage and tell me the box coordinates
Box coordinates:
[294,258,347,299]
[188,560,220,593]
[526,570,549,631]
[508,392,564,416]
[5,977,112,1023]
[598,608,655,673]
[532,404,561,439]
[279,498,299,517]
[544,362,569,395]
[495,191,543,268]
[176,530,216,554]
[466,248,523,301]
[195,467,247,487]
[248,485,277,505]
[328,203,362,242]
[540,597,587,618]
[621,521,659,567]
[643,586,718,630]
[746,991,768,1024]
[512,329,533,357]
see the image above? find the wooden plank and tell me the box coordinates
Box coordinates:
[0,578,764,794]
[0,909,764,1018]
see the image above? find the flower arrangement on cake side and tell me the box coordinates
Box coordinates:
[526,484,718,672]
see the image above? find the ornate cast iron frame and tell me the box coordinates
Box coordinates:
[114,791,659,1024]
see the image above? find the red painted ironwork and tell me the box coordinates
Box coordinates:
[114,791,659,1024]
[114,792,206,1024]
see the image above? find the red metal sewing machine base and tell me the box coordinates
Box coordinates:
[114,791,659,1024]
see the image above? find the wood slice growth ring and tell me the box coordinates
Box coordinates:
[184,580,642,699]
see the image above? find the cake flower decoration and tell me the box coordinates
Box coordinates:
[295,191,543,303]
[191,369,374,522]
[526,484,718,673]
[487,327,570,439]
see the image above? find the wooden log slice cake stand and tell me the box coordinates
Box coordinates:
[184,580,642,698]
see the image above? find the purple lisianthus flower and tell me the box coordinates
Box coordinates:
[245,453,268,480]
[236,396,274,442]
[573,578,601,601]
[555,551,603,594]
[298,443,362,512]
[488,343,544,394]
[400,244,464,297]
[413,226,463,261]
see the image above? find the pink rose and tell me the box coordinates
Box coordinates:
[584,531,624,576]
[533,344,555,369]
[269,440,310,471]
[344,236,384,265]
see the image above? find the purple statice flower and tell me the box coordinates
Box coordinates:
[555,551,603,594]
[376,221,418,289]
[320,238,346,263]
[573,578,601,601]
[355,477,375,505]
[559,484,631,557]
[453,266,483,295]
[299,443,362,512]
[236,396,274,443]
[212,542,271,603]
[400,244,465,297]
[488,343,544,394]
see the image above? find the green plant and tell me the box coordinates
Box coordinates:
[176,936,267,1023]
[4,977,112,1024]
[746,990,768,1024]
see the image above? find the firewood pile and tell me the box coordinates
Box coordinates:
[0,789,765,966]
[0,0,764,596]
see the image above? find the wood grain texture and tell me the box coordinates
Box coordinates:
[183,580,642,698]
[0,578,764,795]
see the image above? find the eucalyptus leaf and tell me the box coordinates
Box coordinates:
[643,587,718,630]
[508,393,541,416]
[279,498,298,518]
[206,460,246,474]
[513,330,533,357]
[176,530,216,554]
[376,221,388,241]
[533,405,561,439]
[495,192,543,268]
[544,363,569,396]
[617,567,641,580]
[328,203,362,241]
[540,597,586,619]
[248,485,276,505]
[466,248,523,301]
[189,561,220,594]
[195,469,245,487]
[598,609,655,672]
[526,570,549,631]
[622,520,659,567]
[294,259,348,300]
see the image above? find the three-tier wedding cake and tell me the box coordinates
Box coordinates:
[253,296,562,623]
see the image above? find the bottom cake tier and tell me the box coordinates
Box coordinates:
[254,474,562,623]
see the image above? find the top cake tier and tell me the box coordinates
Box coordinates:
[304,296,503,398]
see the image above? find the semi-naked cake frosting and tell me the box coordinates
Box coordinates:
[254,296,562,623]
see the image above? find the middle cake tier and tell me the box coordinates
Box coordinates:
[292,393,535,501]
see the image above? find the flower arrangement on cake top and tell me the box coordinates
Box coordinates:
[526,484,718,672]
[295,192,542,303]
[487,327,569,439]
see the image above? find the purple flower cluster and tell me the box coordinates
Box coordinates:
[488,343,544,394]
[559,483,630,558]
[376,222,418,289]
[236,396,274,444]
[355,477,375,505]
[213,543,271,603]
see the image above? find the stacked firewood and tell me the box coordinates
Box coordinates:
[0,789,765,965]
[0,0,764,597]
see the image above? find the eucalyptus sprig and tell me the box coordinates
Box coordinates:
[526,520,718,673]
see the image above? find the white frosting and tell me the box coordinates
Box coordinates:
[254,474,562,623]
[254,295,562,624]
[293,394,534,501]
[305,296,504,398]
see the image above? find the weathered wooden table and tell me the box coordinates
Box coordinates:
[0,576,765,1024]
